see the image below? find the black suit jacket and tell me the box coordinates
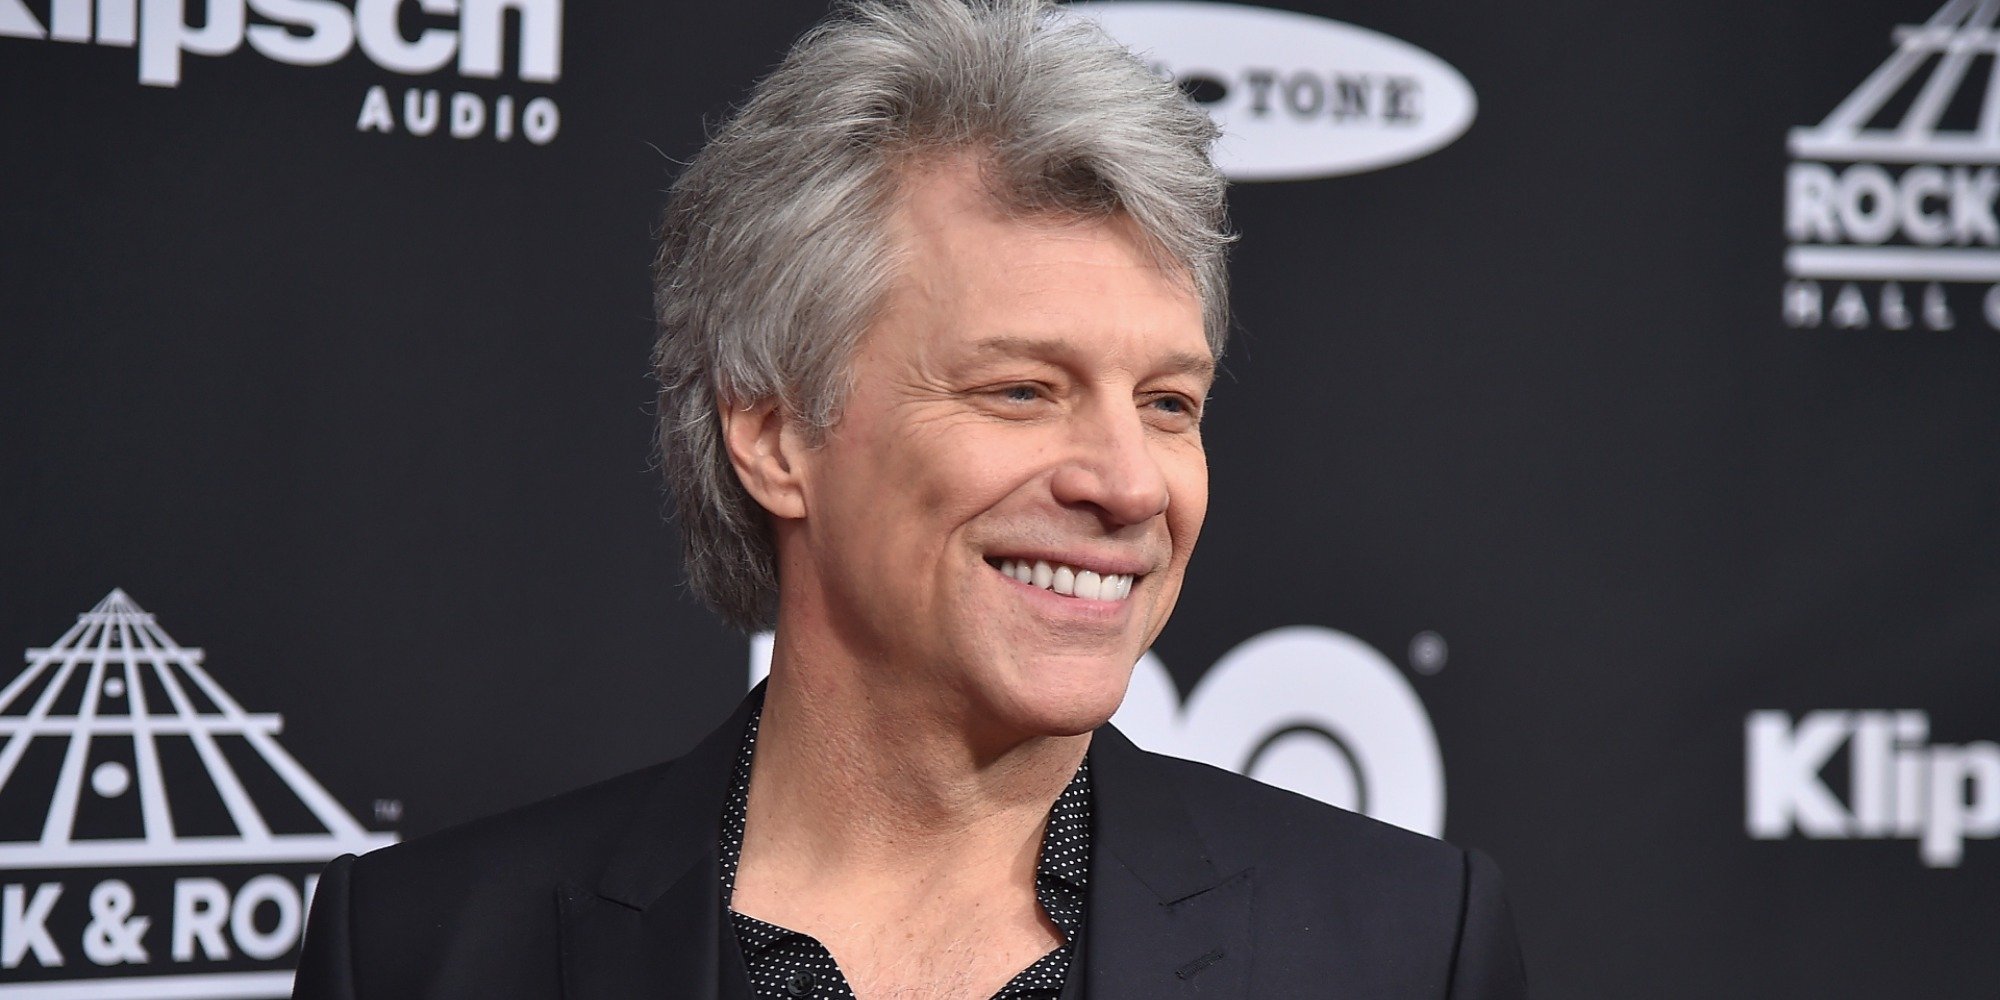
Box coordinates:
[293,691,1527,999]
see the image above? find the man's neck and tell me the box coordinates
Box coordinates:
[741,644,1089,883]
[727,623,1088,999]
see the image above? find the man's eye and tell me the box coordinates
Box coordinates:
[1001,385,1041,403]
[1147,394,1199,419]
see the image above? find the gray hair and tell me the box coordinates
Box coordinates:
[652,0,1233,630]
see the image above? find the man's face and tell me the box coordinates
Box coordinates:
[781,158,1213,742]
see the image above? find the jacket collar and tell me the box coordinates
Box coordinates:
[558,686,761,1000]
[1084,723,1256,1000]
[557,688,1254,1000]
[592,686,760,909]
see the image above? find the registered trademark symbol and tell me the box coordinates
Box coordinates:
[1409,631,1448,674]
[373,799,404,824]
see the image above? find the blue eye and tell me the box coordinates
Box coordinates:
[1003,385,1039,402]
[1143,394,1203,426]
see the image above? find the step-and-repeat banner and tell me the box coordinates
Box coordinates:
[5,1,1998,997]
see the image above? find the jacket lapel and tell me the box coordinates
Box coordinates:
[558,688,762,1000]
[1085,725,1255,999]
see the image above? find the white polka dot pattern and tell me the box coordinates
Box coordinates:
[719,709,1092,999]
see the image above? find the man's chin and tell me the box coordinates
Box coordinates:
[984,660,1135,738]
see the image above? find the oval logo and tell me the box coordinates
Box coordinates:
[1067,2,1477,181]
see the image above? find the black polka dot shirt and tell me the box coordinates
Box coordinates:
[719,709,1092,999]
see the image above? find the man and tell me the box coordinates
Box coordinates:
[293,1,1527,997]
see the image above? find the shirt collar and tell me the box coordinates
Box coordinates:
[717,706,1094,938]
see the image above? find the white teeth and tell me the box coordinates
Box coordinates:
[995,558,1137,601]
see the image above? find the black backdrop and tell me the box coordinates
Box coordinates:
[5,1,1999,997]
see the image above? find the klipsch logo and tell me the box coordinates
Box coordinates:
[0,0,564,145]
[751,626,1447,837]
[1067,2,1476,182]
[1747,710,1999,867]
[1784,0,2000,330]
[0,590,395,999]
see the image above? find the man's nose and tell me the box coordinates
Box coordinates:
[1049,399,1171,526]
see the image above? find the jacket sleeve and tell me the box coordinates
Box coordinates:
[293,853,360,1000]
[1447,848,1529,1000]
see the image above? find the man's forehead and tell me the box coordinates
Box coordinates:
[892,157,1075,250]
[871,152,1209,368]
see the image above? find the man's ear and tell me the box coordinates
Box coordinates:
[719,399,809,521]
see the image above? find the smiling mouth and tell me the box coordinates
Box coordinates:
[987,558,1136,601]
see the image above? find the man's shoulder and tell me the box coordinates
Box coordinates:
[293,721,747,997]
[1108,743,1524,996]
[346,758,676,899]
[1134,745,1467,883]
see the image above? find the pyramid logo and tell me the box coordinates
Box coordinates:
[0,590,395,999]
[1784,0,2000,330]
[1790,0,2000,165]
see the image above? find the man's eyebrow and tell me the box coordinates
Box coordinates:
[967,336,1217,381]
[1158,350,1219,382]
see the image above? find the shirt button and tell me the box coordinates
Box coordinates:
[785,972,815,996]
